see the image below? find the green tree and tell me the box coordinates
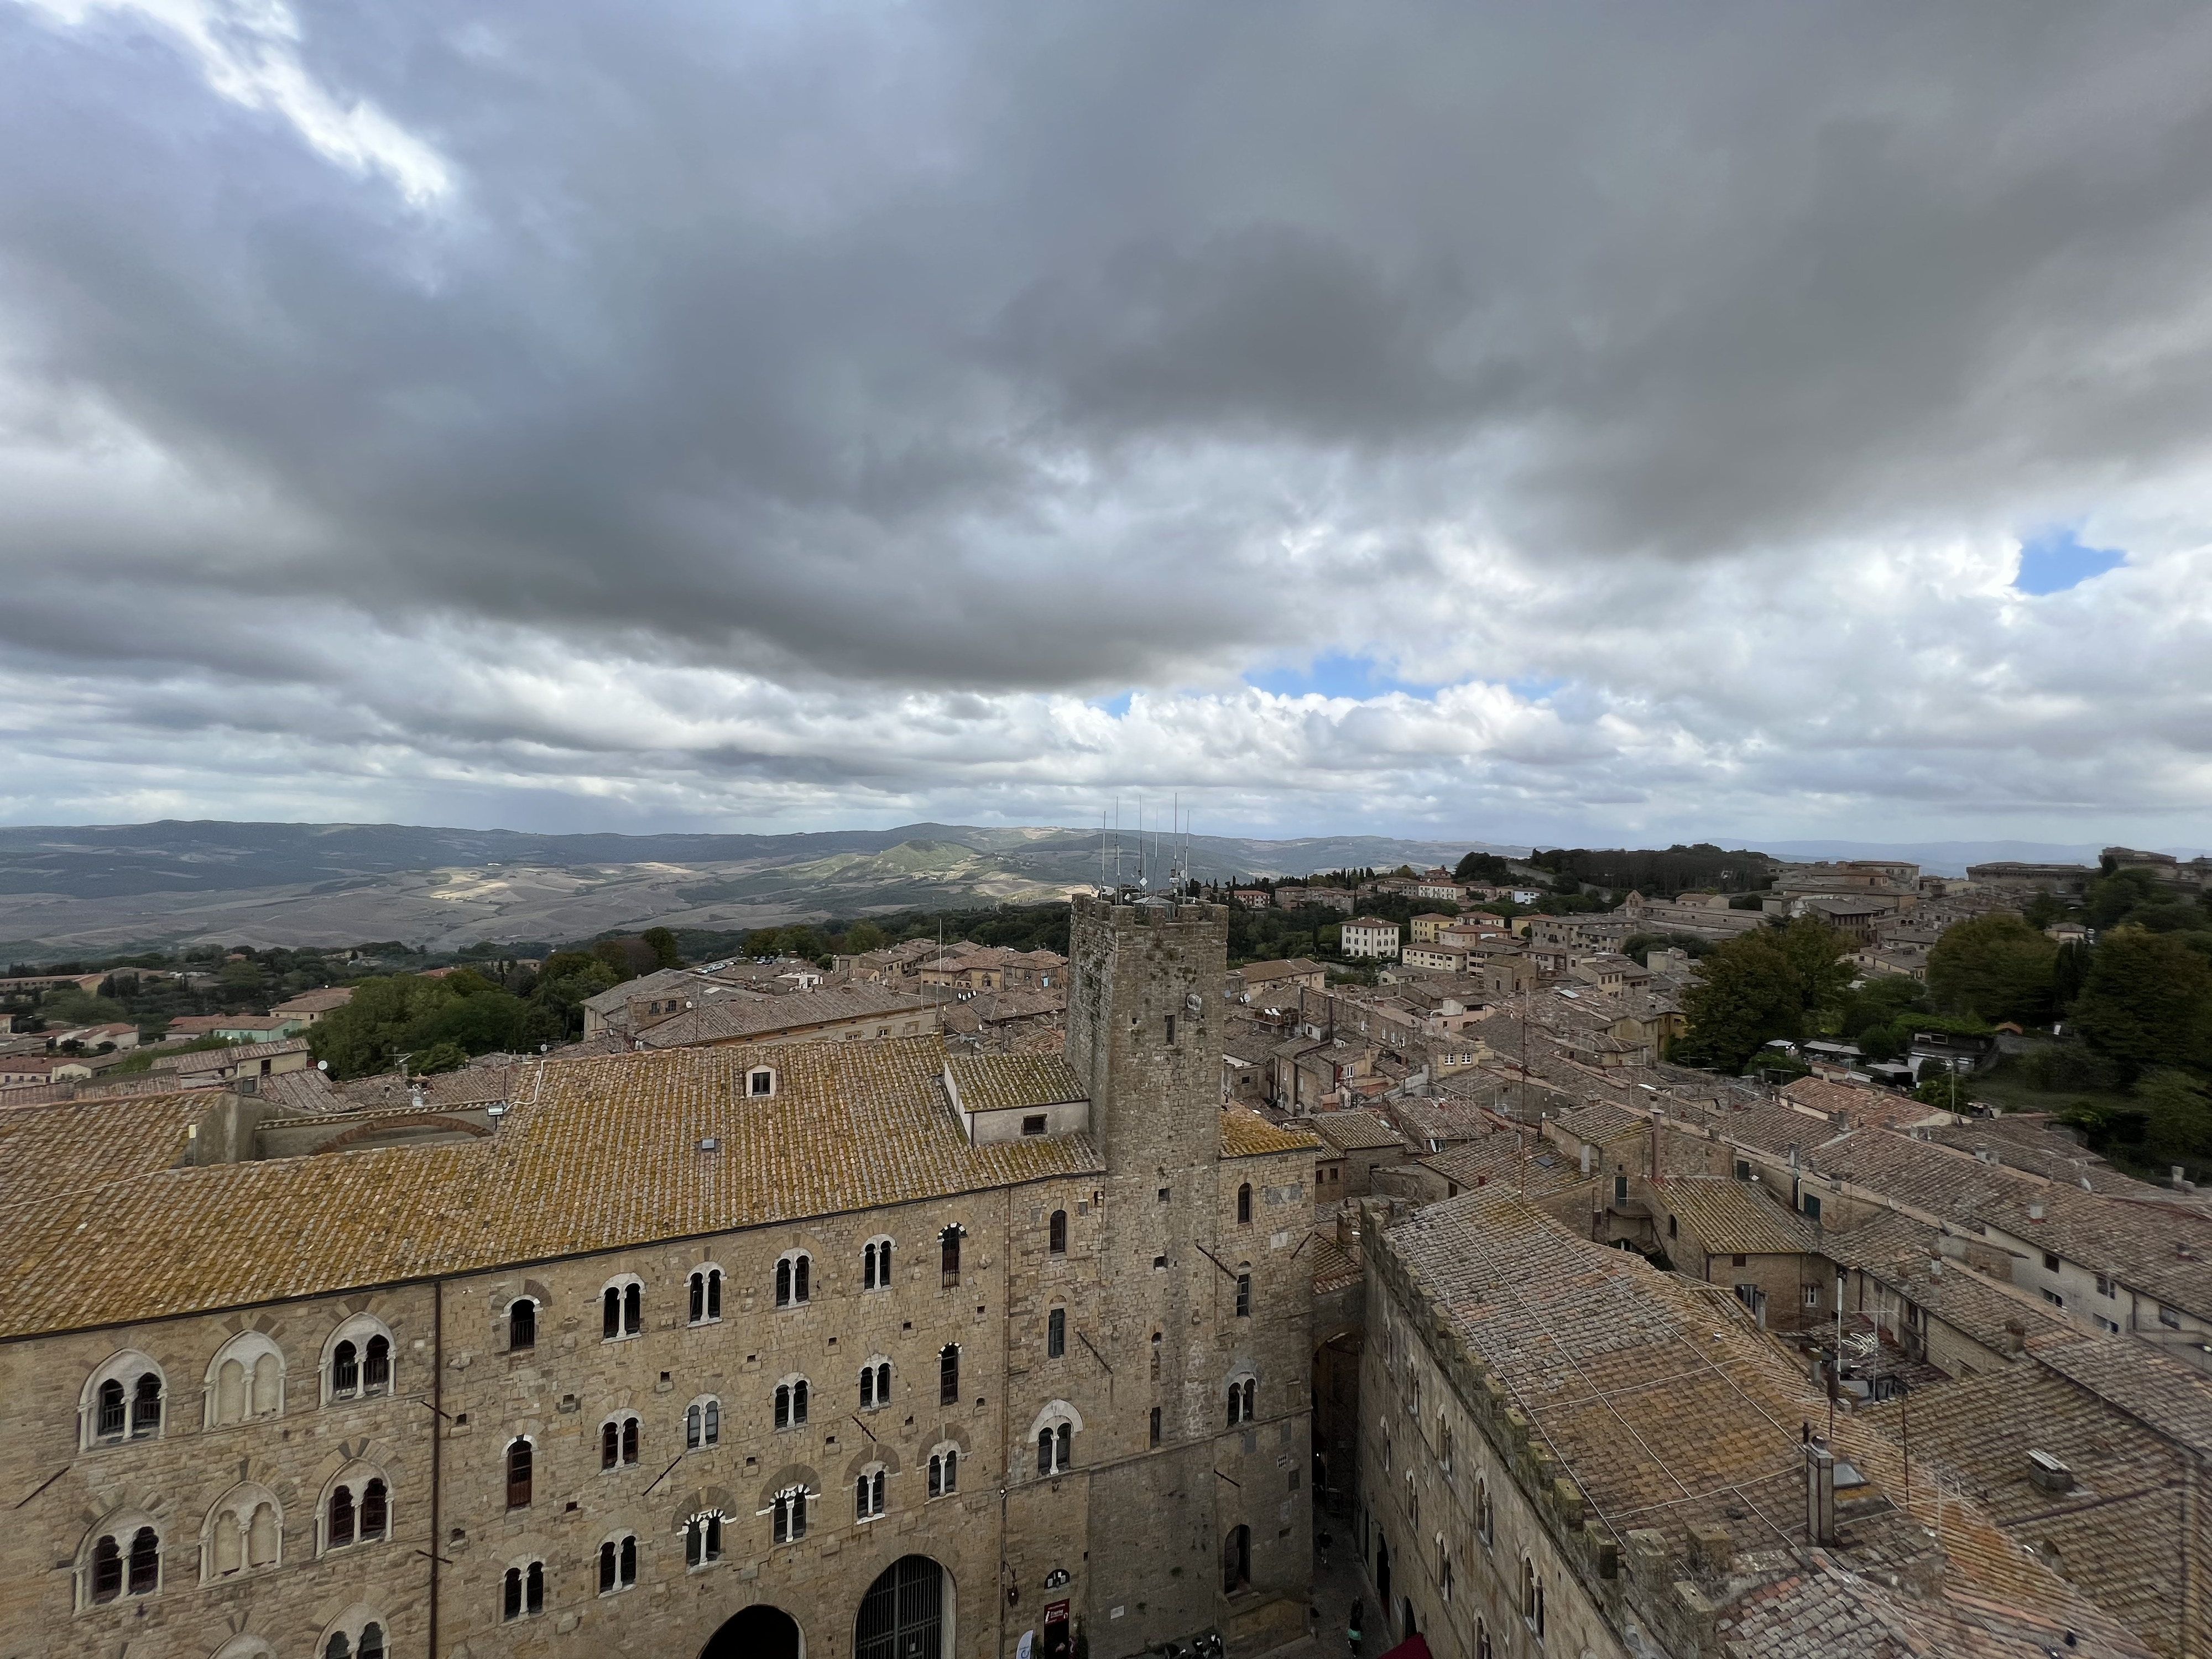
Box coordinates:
[1453,851,1514,884]
[528,953,622,1041]
[410,1041,470,1076]
[2053,940,2092,1010]
[640,926,684,970]
[1926,912,2059,1026]
[2139,1068,2212,1170]
[310,975,465,1078]
[841,920,886,953]
[2071,928,2212,1084]
[1679,933,1808,1072]
[1775,918,1853,1020]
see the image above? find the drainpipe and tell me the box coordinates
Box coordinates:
[429,1275,442,1659]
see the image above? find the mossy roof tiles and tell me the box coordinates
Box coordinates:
[0,1037,1103,1340]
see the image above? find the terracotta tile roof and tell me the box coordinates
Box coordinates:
[1380,1191,2154,1659]
[1385,1095,1494,1145]
[2026,1330,2212,1455]
[945,1052,1084,1113]
[1858,1361,2193,1656]
[1420,1134,1592,1198]
[641,981,935,1047]
[1655,1175,1818,1256]
[1219,1109,1321,1159]
[1782,1075,1943,1130]
[1309,1232,1361,1295]
[1869,1254,2070,1357]
[0,1037,1104,1340]
[1306,1109,1407,1152]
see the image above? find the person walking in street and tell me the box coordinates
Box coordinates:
[1348,1597,1364,1659]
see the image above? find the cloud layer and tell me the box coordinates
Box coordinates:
[3,0,2210,843]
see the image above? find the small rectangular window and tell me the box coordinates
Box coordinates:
[1165,1015,1176,1045]
[1801,1193,1822,1222]
[1021,1114,1048,1135]
[2042,1252,2060,1272]
[1047,1308,1066,1358]
[2161,1306,2182,1329]
[1802,1285,1821,1307]
[1236,1274,1252,1318]
[2042,1289,2065,1308]
[1735,1160,1751,1180]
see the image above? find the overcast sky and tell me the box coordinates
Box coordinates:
[3,2,2210,847]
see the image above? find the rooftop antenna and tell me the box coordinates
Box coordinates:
[1136,792,1146,889]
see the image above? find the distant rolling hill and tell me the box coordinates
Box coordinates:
[0,820,1521,954]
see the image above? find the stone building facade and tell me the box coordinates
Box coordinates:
[0,899,1314,1659]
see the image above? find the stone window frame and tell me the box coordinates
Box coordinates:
[500,1557,546,1621]
[599,1409,643,1470]
[504,1433,536,1509]
[200,1481,284,1581]
[75,1509,163,1610]
[1436,1532,1453,1602]
[315,1604,392,1659]
[1048,1209,1068,1254]
[686,1394,723,1449]
[598,1272,646,1342]
[858,1355,893,1411]
[79,1349,166,1449]
[854,1460,889,1522]
[687,1263,725,1324]
[1225,1368,1258,1427]
[321,1313,395,1404]
[1028,1399,1082,1478]
[774,1248,813,1308]
[766,1485,812,1545]
[862,1235,895,1290]
[683,1509,725,1568]
[204,1330,286,1427]
[315,1459,392,1555]
[597,1530,639,1595]
[772,1374,810,1431]
[926,1441,962,1499]
[1237,1182,1254,1224]
[1520,1554,1547,1637]
[503,1294,541,1352]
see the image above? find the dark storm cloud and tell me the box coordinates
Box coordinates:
[2,0,2211,837]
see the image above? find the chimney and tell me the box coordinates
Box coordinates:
[2026,1449,2074,1494]
[1804,1441,1837,1545]
[2027,1201,2044,1222]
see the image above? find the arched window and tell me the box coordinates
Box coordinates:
[1237,1182,1253,1224]
[859,1359,892,1410]
[927,1444,959,1498]
[1047,1307,1066,1358]
[863,1237,894,1289]
[1438,1534,1453,1602]
[1475,1618,1493,1659]
[1226,1375,1256,1427]
[502,1560,545,1620]
[855,1463,887,1521]
[940,1224,963,1286]
[599,1532,638,1593]
[202,1485,283,1578]
[1439,1417,1453,1474]
[773,1377,808,1430]
[316,1609,389,1659]
[1151,1331,1162,1380]
[505,1437,533,1509]
[685,1511,723,1567]
[1236,1272,1252,1317]
[775,1250,812,1307]
[81,1516,163,1605]
[601,1275,643,1339]
[1150,1406,1162,1447]
[81,1352,165,1448]
[938,1343,959,1405]
[770,1486,808,1544]
[1048,1210,1067,1254]
[1477,1476,1494,1546]
[324,1314,396,1401]
[1222,1524,1252,1593]
[1030,1405,1079,1476]
[204,1332,285,1427]
[507,1297,537,1351]
[318,1462,389,1552]
[686,1396,721,1449]
[601,1412,641,1469]
[1521,1557,1545,1636]
[688,1266,723,1323]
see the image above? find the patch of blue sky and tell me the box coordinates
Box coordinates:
[1507,675,1567,701]
[2014,525,2125,595]
[1089,691,1135,718]
[1245,651,1439,700]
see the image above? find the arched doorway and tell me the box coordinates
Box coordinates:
[857,1554,950,1659]
[702,1604,802,1659]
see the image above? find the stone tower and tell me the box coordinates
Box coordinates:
[1060,895,1310,1655]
